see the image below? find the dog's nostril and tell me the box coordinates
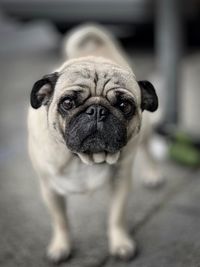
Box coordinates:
[97,106,108,121]
[99,108,107,116]
[86,106,96,116]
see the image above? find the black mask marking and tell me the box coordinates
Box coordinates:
[66,105,127,154]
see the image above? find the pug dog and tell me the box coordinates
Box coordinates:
[28,24,160,263]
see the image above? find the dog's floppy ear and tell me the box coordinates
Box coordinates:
[138,80,158,112]
[30,72,59,109]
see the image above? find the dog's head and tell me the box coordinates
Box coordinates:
[30,57,158,164]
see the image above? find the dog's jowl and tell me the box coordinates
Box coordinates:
[28,24,159,263]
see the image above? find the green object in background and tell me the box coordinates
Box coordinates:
[169,132,200,167]
[174,131,192,144]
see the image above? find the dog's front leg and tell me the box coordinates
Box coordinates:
[108,161,136,261]
[40,179,71,263]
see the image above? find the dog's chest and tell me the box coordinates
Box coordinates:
[51,157,112,194]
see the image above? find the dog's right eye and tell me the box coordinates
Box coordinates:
[60,98,75,112]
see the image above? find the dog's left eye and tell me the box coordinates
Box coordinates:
[117,100,135,118]
[60,98,75,111]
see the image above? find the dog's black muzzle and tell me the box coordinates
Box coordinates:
[66,104,127,154]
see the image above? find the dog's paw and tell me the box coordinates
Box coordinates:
[109,230,136,261]
[47,237,71,264]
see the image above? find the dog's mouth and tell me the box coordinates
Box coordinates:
[76,151,120,165]
[78,131,125,153]
[65,109,127,164]
[71,132,122,165]
[67,131,123,165]
[66,126,127,154]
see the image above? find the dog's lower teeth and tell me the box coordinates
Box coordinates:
[93,152,106,163]
[106,152,120,164]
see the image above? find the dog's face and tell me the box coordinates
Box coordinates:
[30,57,158,164]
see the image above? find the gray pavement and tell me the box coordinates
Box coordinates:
[0,52,200,267]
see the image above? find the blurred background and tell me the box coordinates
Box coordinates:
[0,0,200,266]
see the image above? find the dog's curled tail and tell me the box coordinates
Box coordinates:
[63,24,116,59]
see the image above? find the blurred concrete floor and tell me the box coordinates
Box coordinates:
[0,51,200,267]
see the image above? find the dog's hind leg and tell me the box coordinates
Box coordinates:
[40,179,72,263]
[140,134,165,188]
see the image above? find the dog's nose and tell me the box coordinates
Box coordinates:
[86,105,108,121]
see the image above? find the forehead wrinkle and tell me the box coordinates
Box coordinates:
[102,73,125,96]
[94,70,115,96]
[58,57,135,78]
[60,87,90,97]
[105,88,137,105]
[96,67,132,96]
[103,85,122,97]
[58,69,93,89]
[54,78,91,102]
[68,65,98,96]
[58,59,137,98]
